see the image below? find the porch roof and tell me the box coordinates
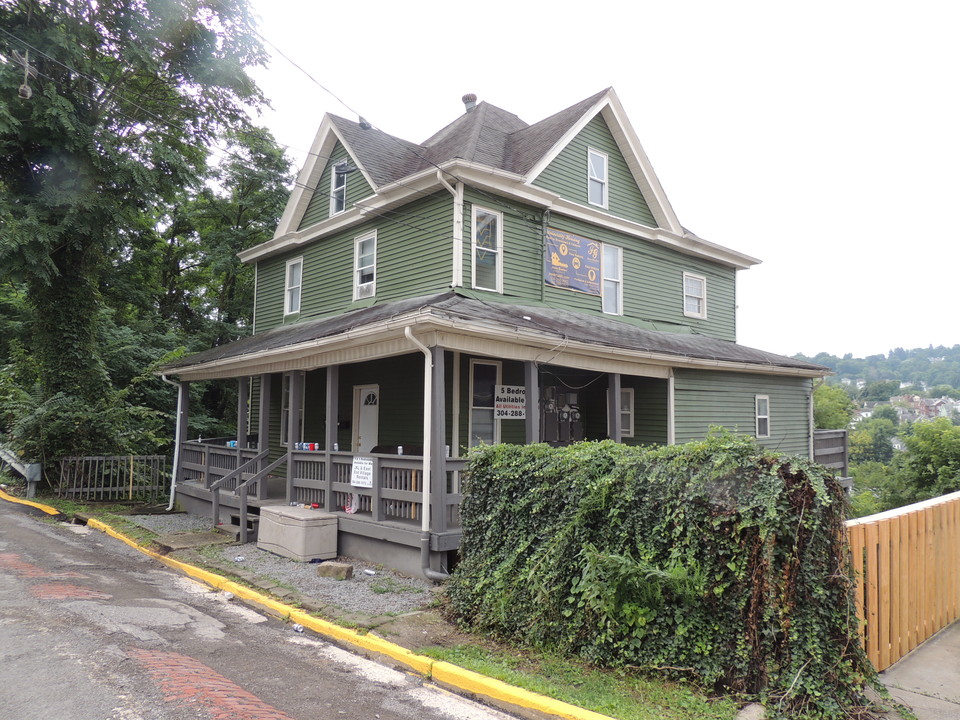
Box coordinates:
[160,291,829,381]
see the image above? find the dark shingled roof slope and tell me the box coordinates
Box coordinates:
[163,292,827,375]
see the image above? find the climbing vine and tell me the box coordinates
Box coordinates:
[447,435,879,719]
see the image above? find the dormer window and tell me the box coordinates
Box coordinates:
[588,148,608,208]
[331,161,348,215]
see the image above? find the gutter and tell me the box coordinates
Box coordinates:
[436,170,464,287]
[160,374,184,511]
[403,327,450,582]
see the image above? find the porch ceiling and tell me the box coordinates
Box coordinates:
[159,291,829,381]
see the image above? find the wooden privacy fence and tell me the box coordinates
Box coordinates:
[847,490,960,671]
[58,455,169,503]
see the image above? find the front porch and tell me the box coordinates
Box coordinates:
[174,439,465,576]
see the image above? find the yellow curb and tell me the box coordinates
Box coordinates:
[0,488,63,515]
[77,516,611,720]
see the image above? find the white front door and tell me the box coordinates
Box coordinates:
[353,385,380,453]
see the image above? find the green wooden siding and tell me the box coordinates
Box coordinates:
[298,142,374,230]
[533,114,657,227]
[255,192,453,333]
[673,369,812,456]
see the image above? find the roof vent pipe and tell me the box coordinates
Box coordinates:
[462,93,477,112]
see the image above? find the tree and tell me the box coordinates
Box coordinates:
[901,418,960,499]
[849,417,896,464]
[813,382,856,429]
[859,380,901,402]
[871,404,899,425]
[0,0,267,460]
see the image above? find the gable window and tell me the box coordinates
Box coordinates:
[472,206,502,293]
[755,395,770,438]
[331,161,347,215]
[353,231,377,300]
[683,272,707,319]
[469,360,501,446]
[588,148,608,208]
[284,257,303,315]
[602,244,623,315]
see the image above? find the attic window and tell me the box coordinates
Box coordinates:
[331,161,348,215]
[588,148,608,208]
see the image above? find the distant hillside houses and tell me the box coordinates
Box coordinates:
[854,395,960,425]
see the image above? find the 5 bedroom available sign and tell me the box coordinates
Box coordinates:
[495,385,526,419]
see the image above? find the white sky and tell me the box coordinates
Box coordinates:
[248,0,959,360]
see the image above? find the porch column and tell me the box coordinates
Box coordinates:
[607,373,622,442]
[324,365,339,512]
[524,361,540,443]
[431,347,446,532]
[257,373,271,451]
[285,371,303,502]
[236,376,249,449]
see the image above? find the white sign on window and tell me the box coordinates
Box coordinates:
[495,385,526,419]
[350,456,374,488]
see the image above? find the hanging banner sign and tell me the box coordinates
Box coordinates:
[350,457,374,488]
[495,385,526,419]
[544,228,601,296]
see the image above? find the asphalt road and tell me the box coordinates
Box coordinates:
[0,500,513,720]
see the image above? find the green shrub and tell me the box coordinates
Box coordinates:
[447,435,875,719]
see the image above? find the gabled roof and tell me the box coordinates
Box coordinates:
[162,291,829,381]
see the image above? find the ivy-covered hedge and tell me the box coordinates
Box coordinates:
[447,435,877,719]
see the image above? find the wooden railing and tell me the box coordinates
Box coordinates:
[847,490,960,671]
[58,455,168,502]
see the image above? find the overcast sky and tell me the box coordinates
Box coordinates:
[247,0,958,360]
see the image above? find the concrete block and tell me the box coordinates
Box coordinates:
[317,561,353,580]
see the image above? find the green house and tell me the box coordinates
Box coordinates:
[162,88,827,577]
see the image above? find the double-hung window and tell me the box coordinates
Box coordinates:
[472,206,502,293]
[469,360,501,446]
[331,161,347,215]
[607,387,635,438]
[683,272,707,319]
[284,257,303,315]
[353,231,377,300]
[602,244,623,315]
[280,373,305,447]
[755,395,770,438]
[588,148,608,208]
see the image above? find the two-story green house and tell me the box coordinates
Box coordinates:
[162,88,827,577]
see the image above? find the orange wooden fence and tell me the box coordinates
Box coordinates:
[846,490,960,671]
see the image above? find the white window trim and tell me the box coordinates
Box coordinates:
[353,230,377,300]
[607,386,635,438]
[588,148,608,209]
[683,271,707,319]
[330,161,347,215]
[279,372,305,447]
[471,206,503,293]
[602,243,623,315]
[284,256,303,316]
[756,394,771,439]
[468,359,502,447]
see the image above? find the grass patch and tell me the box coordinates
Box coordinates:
[419,644,737,720]
[369,577,426,595]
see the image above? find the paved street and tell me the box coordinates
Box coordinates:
[0,501,513,720]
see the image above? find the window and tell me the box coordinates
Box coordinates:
[284,257,303,315]
[353,231,377,300]
[472,206,502,292]
[280,373,305,447]
[469,360,501,446]
[331,161,347,215]
[756,395,770,438]
[602,244,622,315]
[607,387,635,438]
[683,272,707,319]
[588,148,608,208]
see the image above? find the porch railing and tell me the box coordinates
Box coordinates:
[58,455,168,502]
[847,490,960,671]
[180,440,260,490]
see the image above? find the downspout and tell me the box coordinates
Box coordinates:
[404,326,450,582]
[437,170,463,288]
[161,374,183,511]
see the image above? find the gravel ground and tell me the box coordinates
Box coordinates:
[127,512,437,617]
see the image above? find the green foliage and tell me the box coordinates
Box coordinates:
[796,345,960,394]
[849,418,896,465]
[813,383,856,430]
[901,418,960,498]
[448,437,875,719]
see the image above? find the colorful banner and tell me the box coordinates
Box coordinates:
[544,228,601,295]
